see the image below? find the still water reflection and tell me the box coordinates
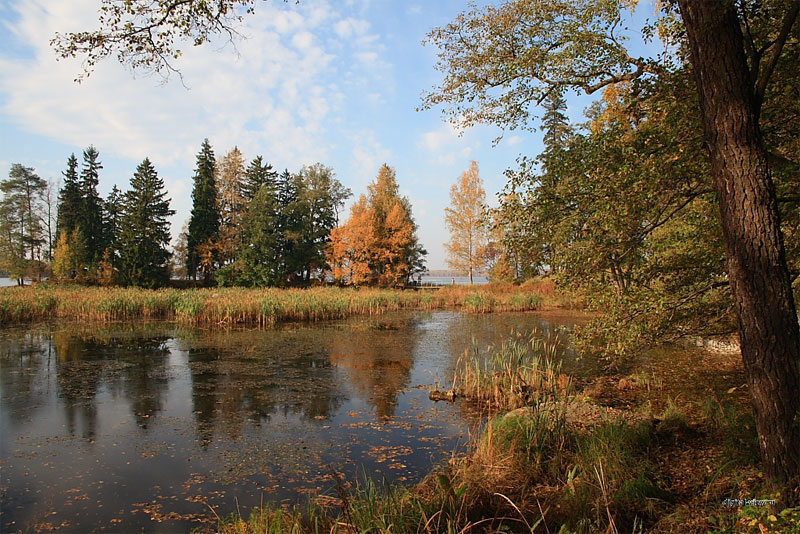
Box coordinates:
[0,311,585,533]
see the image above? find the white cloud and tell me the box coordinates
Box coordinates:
[347,129,392,191]
[506,135,523,146]
[333,18,370,39]
[0,0,387,177]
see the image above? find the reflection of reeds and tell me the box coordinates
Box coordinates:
[0,285,546,325]
[454,330,571,410]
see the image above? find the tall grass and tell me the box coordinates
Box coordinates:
[454,330,571,409]
[0,285,545,325]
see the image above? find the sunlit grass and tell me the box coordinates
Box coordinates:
[0,284,549,325]
[454,330,571,410]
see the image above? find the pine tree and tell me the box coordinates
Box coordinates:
[0,164,47,282]
[242,156,278,203]
[79,146,105,265]
[276,169,300,283]
[103,185,123,266]
[237,184,282,286]
[186,139,220,283]
[118,158,174,288]
[57,154,82,240]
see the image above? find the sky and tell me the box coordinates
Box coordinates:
[0,0,661,270]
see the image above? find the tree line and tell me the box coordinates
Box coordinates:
[1,141,427,288]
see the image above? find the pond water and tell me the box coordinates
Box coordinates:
[0,310,587,533]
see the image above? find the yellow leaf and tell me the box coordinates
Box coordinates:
[727,387,737,394]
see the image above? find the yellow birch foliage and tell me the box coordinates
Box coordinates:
[444,160,488,283]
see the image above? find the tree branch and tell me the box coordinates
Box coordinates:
[755,0,800,106]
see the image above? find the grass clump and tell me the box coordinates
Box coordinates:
[455,330,571,410]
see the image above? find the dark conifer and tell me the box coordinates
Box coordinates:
[186,139,220,282]
[118,158,174,287]
[78,146,105,264]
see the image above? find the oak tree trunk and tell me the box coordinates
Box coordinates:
[677,0,800,503]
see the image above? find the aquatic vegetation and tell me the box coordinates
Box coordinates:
[454,330,569,410]
[0,285,546,325]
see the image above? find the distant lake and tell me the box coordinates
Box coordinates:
[420,275,489,285]
[0,277,17,287]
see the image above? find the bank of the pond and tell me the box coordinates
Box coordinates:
[0,283,564,325]
[209,333,799,534]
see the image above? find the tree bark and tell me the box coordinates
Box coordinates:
[677,0,800,503]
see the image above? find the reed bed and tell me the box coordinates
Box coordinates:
[454,330,571,410]
[0,284,544,325]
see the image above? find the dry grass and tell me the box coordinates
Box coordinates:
[0,284,550,325]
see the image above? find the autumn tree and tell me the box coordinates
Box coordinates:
[216,146,247,267]
[328,195,377,286]
[187,139,220,284]
[170,221,190,281]
[423,0,800,498]
[329,165,425,286]
[444,161,488,284]
[40,179,58,263]
[51,229,87,280]
[117,158,174,288]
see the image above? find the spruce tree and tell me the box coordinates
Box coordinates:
[118,158,174,288]
[186,139,220,282]
[103,185,123,266]
[57,154,82,240]
[242,156,278,203]
[237,184,282,286]
[275,169,298,283]
[79,146,105,264]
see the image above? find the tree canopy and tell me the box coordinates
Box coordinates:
[444,161,488,284]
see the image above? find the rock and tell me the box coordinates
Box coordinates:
[429,389,456,402]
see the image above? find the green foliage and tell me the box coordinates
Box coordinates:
[290,164,351,282]
[102,185,123,267]
[241,155,277,203]
[78,145,105,265]
[425,0,800,368]
[187,139,220,282]
[56,153,82,240]
[0,163,47,281]
[117,158,174,288]
[51,228,88,280]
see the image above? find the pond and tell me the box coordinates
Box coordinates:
[0,310,588,533]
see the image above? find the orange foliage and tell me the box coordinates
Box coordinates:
[328,166,418,287]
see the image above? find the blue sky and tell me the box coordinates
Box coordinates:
[0,0,660,270]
